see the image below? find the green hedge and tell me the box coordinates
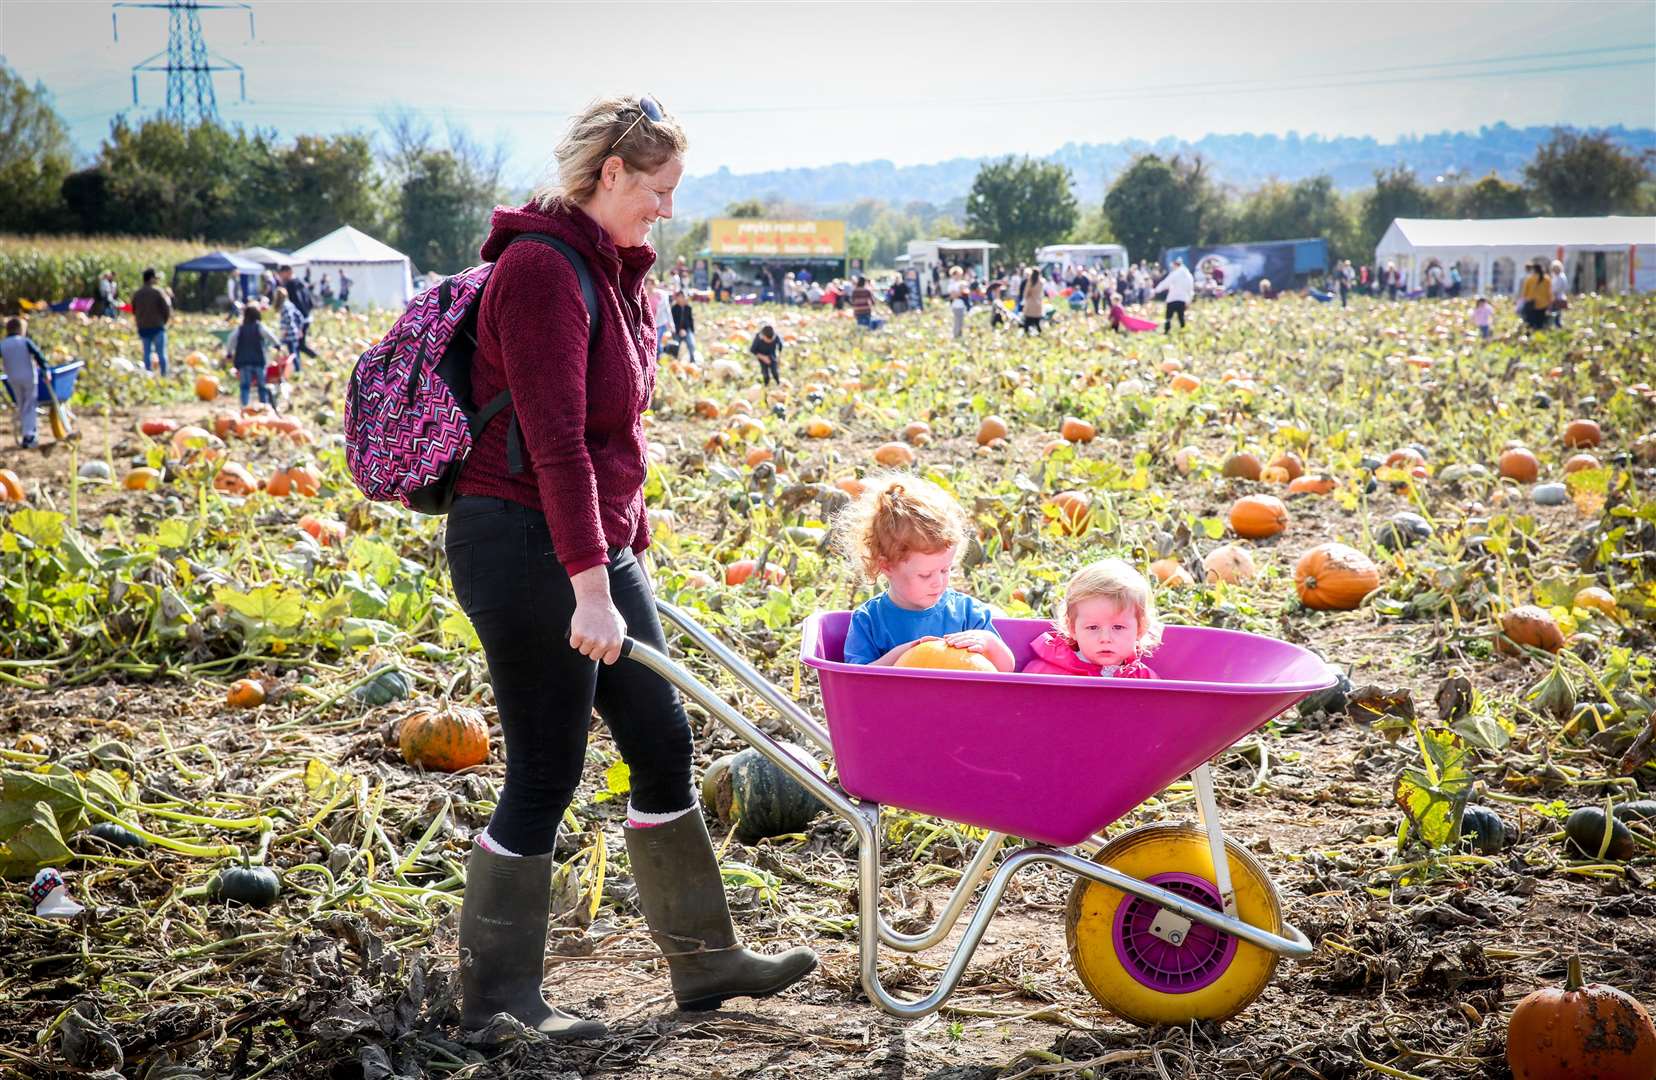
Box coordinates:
[0,234,215,313]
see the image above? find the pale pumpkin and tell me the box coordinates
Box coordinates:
[1203,544,1257,584]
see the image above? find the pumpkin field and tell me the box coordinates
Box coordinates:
[1,291,1653,1080]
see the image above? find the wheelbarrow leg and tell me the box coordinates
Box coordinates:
[1191,764,1237,918]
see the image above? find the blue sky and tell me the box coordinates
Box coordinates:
[4,1,1653,189]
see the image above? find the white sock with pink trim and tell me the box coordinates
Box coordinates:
[475,826,521,857]
[626,802,697,829]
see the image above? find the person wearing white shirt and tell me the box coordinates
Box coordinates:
[652,277,673,356]
[1152,258,1195,333]
[1548,259,1570,328]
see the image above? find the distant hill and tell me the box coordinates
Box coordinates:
[673,123,1656,219]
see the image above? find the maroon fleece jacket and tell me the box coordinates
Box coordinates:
[455,201,659,575]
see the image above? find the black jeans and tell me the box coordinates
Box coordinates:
[1164,300,1186,331]
[758,359,779,385]
[445,496,694,856]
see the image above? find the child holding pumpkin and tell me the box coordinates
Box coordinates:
[1023,559,1161,678]
[836,474,1015,671]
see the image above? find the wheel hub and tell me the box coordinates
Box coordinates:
[1111,871,1238,993]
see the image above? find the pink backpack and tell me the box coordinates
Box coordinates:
[343,233,598,513]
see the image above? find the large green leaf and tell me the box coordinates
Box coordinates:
[0,767,87,838]
[0,800,73,880]
[214,583,307,640]
[7,508,66,549]
[1394,725,1473,850]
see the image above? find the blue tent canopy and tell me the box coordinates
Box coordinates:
[174,251,265,274]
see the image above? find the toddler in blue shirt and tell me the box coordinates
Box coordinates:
[836,474,1014,670]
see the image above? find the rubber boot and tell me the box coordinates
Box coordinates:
[625,811,818,1011]
[458,842,608,1039]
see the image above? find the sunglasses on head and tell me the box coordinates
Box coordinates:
[607,95,663,155]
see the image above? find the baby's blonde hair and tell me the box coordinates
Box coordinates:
[835,473,967,582]
[1056,559,1164,654]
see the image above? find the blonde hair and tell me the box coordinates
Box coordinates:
[532,94,688,211]
[1056,559,1164,655]
[835,474,968,582]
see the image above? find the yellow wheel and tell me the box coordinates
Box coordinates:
[1065,823,1283,1026]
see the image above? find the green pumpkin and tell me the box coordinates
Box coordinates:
[1612,800,1656,823]
[1564,807,1635,861]
[725,743,825,842]
[1458,804,1506,855]
[352,666,412,706]
[86,821,148,850]
[212,864,282,906]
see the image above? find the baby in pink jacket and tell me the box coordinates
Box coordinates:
[1022,559,1160,678]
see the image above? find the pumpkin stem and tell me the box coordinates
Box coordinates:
[1564,954,1584,991]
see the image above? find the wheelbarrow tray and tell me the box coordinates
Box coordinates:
[1,359,84,406]
[802,614,1333,847]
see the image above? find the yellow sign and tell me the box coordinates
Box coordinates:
[708,219,846,257]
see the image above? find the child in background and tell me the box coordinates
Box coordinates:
[223,303,282,408]
[1,317,46,448]
[1472,295,1493,341]
[836,475,1015,671]
[1022,559,1161,678]
[750,324,783,386]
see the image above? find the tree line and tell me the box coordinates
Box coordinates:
[967,132,1653,266]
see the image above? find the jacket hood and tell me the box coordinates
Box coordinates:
[480,200,655,275]
[1028,631,1103,676]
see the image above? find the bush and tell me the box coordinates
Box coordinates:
[0,234,210,313]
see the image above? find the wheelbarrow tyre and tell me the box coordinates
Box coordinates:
[1065,823,1282,1027]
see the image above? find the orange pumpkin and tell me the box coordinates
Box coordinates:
[1268,452,1305,481]
[1561,418,1602,449]
[835,475,866,498]
[1040,438,1071,456]
[264,469,295,497]
[1499,605,1564,654]
[1149,558,1194,588]
[744,446,773,467]
[299,515,347,546]
[874,441,916,467]
[1060,416,1096,443]
[123,467,162,492]
[1228,494,1289,539]
[1049,490,1091,535]
[1222,452,1263,481]
[1499,447,1541,483]
[1287,473,1337,496]
[804,418,835,438]
[1294,543,1380,611]
[1203,544,1257,584]
[1170,372,1202,393]
[1506,956,1656,1080]
[226,679,266,709]
[694,398,721,419]
[902,421,933,445]
[1563,453,1600,475]
[285,465,321,497]
[138,417,180,437]
[170,425,223,458]
[895,640,997,673]
[0,469,23,502]
[399,706,492,772]
[724,558,785,587]
[1384,447,1426,469]
[194,375,220,401]
[182,350,208,369]
[1259,465,1291,485]
[976,415,1009,446]
[212,412,239,439]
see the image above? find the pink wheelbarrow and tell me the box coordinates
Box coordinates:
[623,603,1333,1025]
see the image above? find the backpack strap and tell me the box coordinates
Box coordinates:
[490,232,603,475]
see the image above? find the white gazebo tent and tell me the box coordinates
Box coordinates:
[1374,216,1656,297]
[290,225,415,308]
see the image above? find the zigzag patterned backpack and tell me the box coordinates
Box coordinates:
[343,233,599,514]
